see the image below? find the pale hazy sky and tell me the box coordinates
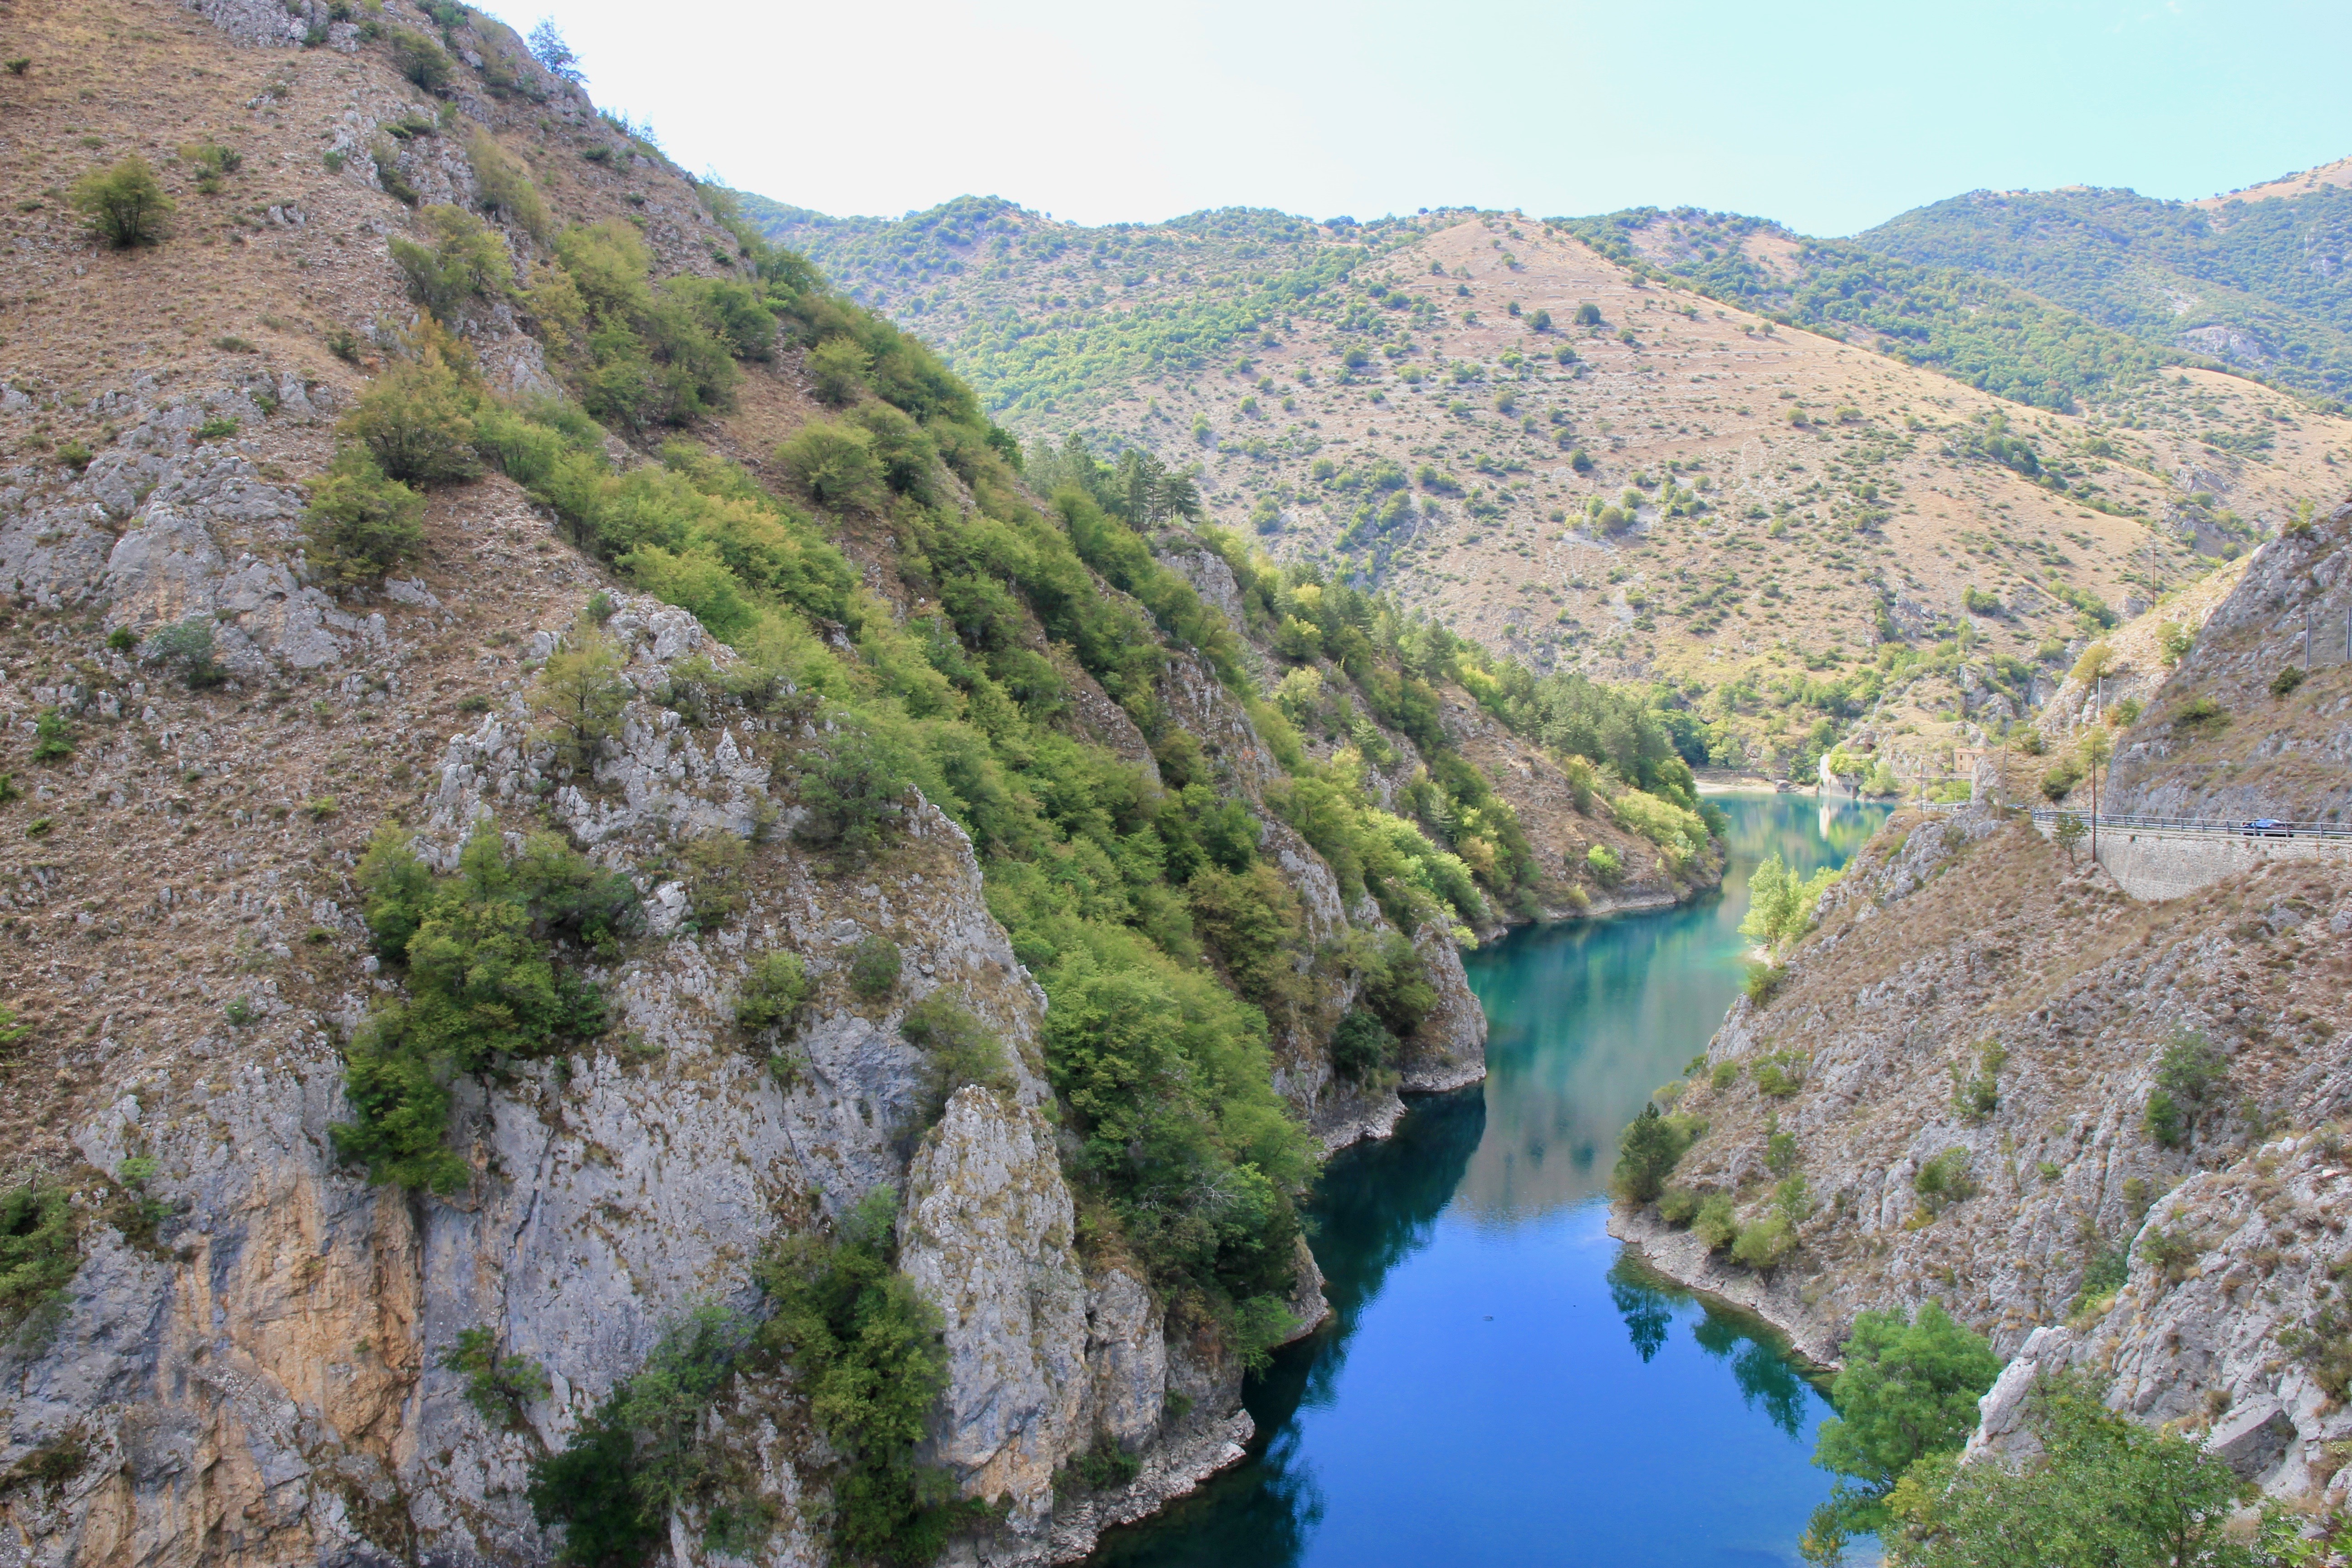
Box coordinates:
[473,0,2352,235]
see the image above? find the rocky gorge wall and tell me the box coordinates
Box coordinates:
[0,11,1507,1557]
[1612,521,2352,1507]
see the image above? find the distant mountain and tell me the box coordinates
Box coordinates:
[1854,174,2352,400]
[1555,206,2197,414]
[736,189,2352,741]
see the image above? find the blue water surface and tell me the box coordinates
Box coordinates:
[1088,794,1890,1568]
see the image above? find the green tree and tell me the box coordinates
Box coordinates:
[530,614,631,770]
[345,334,483,484]
[1613,1102,1699,1203]
[2144,1029,2226,1149]
[1813,1302,2001,1521]
[0,1181,80,1333]
[389,205,516,324]
[2050,811,2087,867]
[1740,853,1840,951]
[1885,1375,2292,1568]
[72,155,173,248]
[303,451,426,586]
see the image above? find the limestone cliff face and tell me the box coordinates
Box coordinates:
[0,586,1230,1568]
[2102,508,2352,823]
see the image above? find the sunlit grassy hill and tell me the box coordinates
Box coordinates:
[1852,167,2352,402]
[748,191,2352,776]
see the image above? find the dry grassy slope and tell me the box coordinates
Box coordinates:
[789,205,2352,751]
[1620,530,2352,1495]
[1621,805,2352,1464]
[0,0,749,1162]
[1178,220,2344,662]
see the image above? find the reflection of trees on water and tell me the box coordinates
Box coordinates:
[1607,1254,1675,1363]
[1608,1251,1822,1441]
[1089,1091,1484,1568]
[1287,1089,1487,1406]
[1455,798,1893,1224]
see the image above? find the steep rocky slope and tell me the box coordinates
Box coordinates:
[1612,512,2352,1508]
[0,0,1730,1561]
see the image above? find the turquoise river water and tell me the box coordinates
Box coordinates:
[1088,793,1892,1568]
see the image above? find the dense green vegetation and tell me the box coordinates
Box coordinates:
[1812,1304,2004,1517]
[1861,185,2352,402]
[529,1303,763,1564]
[1866,1375,2307,1568]
[334,823,635,1192]
[340,171,1584,1404]
[0,1181,80,1337]
[1556,208,2194,413]
[759,1189,975,1562]
[735,193,1442,422]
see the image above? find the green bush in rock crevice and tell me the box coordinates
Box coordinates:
[332,824,637,1192]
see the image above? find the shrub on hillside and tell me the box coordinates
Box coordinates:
[461,125,550,242]
[1880,1373,2301,1568]
[778,420,887,511]
[734,952,811,1035]
[899,993,1013,1123]
[542,221,740,431]
[345,338,483,483]
[390,205,514,323]
[529,1305,754,1566]
[386,27,454,94]
[138,617,225,689]
[1330,1008,1396,1082]
[807,336,872,404]
[793,724,914,861]
[71,155,172,248]
[2145,1029,2226,1148]
[529,613,631,770]
[303,451,426,586]
[846,936,902,1002]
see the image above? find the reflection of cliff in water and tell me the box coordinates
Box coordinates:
[1284,1088,1487,1403]
[1452,797,1887,1224]
[1086,1091,1485,1568]
[1607,1251,1825,1439]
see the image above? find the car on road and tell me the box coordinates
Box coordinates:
[2242,819,2294,838]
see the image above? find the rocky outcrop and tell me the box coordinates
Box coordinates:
[1612,787,2352,1507]
[2102,511,2351,822]
[902,1089,1087,1534]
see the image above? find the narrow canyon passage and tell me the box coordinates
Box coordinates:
[1090,794,1891,1568]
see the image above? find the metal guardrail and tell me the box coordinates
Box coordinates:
[2022,808,2352,841]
